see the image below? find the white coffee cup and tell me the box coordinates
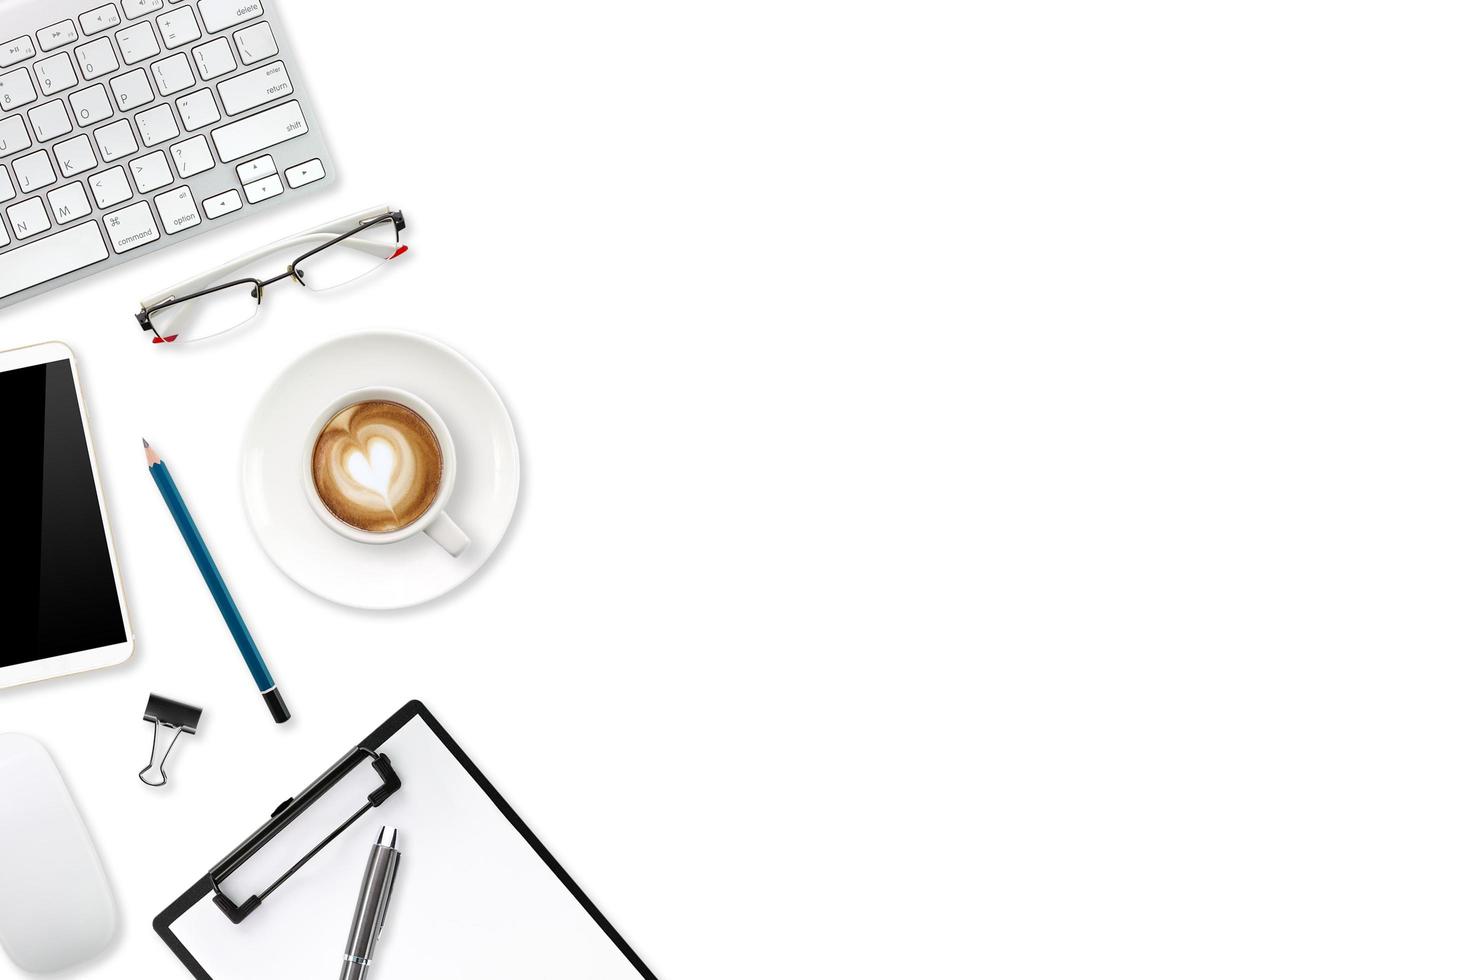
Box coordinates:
[302,386,470,556]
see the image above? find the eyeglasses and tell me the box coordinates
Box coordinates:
[136,206,408,345]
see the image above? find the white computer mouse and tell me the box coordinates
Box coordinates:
[0,733,117,973]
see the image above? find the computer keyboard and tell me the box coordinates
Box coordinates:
[0,0,334,311]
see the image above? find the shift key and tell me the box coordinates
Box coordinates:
[211,100,307,163]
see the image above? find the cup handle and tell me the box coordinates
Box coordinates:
[425,512,470,556]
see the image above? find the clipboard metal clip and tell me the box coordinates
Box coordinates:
[208,745,402,924]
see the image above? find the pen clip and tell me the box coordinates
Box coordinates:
[376,848,401,944]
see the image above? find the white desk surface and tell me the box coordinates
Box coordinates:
[49,0,1470,977]
[0,2,983,978]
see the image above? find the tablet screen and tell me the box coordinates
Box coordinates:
[0,357,126,665]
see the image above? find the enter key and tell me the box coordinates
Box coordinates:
[217,60,293,116]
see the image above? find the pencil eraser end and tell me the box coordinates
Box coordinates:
[263,689,291,724]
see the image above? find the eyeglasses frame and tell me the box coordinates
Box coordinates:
[136,208,407,343]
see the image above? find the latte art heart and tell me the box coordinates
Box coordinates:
[346,439,397,497]
[311,400,443,533]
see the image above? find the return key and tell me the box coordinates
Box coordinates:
[217,60,292,116]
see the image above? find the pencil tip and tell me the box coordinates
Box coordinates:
[142,438,149,447]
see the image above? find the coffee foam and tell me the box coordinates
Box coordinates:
[311,400,443,533]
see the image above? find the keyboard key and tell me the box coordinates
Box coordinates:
[242,172,281,203]
[169,134,212,177]
[0,36,34,68]
[0,221,108,296]
[75,37,118,80]
[128,149,169,191]
[80,5,121,36]
[110,67,152,109]
[103,199,158,252]
[69,84,112,126]
[38,22,78,53]
[34,53,77,94]
[233,22,276,65]
[0,116,30,156]
[27,100,71,142]
[177,88,220,131]
[234,153,273,182]
[134,103,177,146]
[202,188,240,218]
[211,99,306,162]
[116,22,159,64]
[155,185,198,233]
[0,167,15,203]
[47,181,91,222]
[88,165,130,208]
[192,36,235,80]
[7,197,49,238]
[199,0,263,33]
[216,60,290,115]
[0,68,38,110]
[94,119,136,161]
[122,0,164,18]
[150,51,192,95]
[54,134,96,177]
[12,150,54,193]
[157,6,200,49]
[284,157,324,188]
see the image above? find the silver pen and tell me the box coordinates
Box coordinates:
[339,825,403,980]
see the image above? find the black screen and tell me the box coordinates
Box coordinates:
[0,359,125,665]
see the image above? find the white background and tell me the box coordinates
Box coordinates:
[4,0,1463,978]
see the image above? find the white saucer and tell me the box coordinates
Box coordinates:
[242,331,520,609]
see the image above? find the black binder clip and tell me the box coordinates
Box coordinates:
[140,694,204,787]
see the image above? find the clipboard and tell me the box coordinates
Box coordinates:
[154,700,658,980]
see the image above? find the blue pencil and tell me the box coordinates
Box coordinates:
[144,439,290,724]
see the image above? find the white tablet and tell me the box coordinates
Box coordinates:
[0,342,132,688]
